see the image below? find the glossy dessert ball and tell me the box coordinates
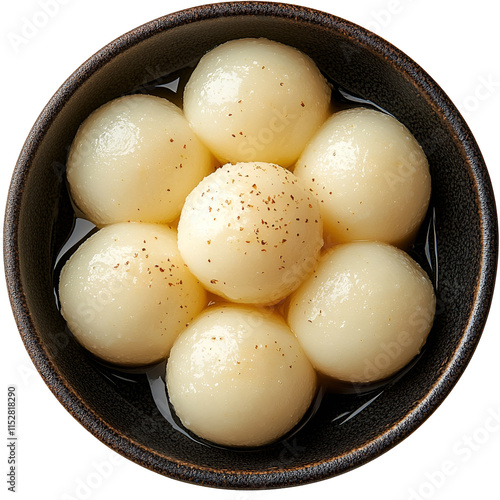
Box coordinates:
[67,94,215,226]
[287,241,435,383]
[184,37,331,167]
[177,162,323,304]
[166,305,317,447]
[59,222,206,366]
[294,107,431,248]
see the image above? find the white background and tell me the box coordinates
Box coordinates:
[1,0,499,499]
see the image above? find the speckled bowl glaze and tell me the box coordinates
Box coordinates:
[4,1,498,489]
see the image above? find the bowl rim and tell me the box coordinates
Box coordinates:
[4,0,498,489]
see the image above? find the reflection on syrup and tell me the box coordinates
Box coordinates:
[129,61,198,109]
[53,217,96,311]
[331,391,384,425]
[145,361,192,440]
[334,87,396,116]
[54,217,96,268]
[424,207,439,289]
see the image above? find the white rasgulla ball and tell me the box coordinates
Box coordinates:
[59,222,207,366]
[177,162,323,305]
[166,304,317,447]
[294,107,431,248]
[184,38,332,167]
[287,241,435,383]
[67,94,216,226]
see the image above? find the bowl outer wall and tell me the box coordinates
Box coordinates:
[3,1,498,489]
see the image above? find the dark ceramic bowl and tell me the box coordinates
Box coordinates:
[4,1,498,489]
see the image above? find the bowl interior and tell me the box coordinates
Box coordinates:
[5,2,497,489]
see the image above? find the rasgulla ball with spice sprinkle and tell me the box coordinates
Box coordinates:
[294,107,431,248]
[183,37,332,167]
[58,222,206,366]
[166,304,317,447]
[177,162,324,305]
[287,241,436,384]
[66,94,216,226]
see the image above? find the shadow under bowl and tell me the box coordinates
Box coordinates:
[4,1,498,489]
